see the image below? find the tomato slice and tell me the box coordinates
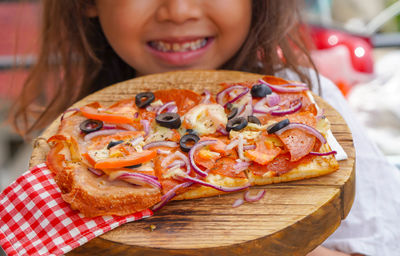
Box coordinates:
[94,150,157,169]
[80,105,138,124]
[245,137,282,165]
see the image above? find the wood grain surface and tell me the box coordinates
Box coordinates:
[30,70,355,256]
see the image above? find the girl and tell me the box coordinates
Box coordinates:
[10,1,400,255]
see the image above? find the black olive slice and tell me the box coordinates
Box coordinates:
[227,107,238,120]
[79,119,103,134]
[135,92,155,108]
[125,164,142,169]
[185,129,198,136]
[180,134,200,152]
[247,115,261,125]
[267,118,290,134]
[107,140,124,149]
[155,112,181,129]
[250,83,272,98]
[226,117,248,132]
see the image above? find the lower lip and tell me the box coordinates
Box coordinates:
[146,38,214,67]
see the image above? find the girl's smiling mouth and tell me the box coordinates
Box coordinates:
[146,37,214,66]
[148,38,209,53]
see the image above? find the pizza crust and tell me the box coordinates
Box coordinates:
[56,162,161,217]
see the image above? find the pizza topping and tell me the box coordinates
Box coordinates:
[232,198,245,208]
[87,167,104,176]
[309,150,337,156]
[79,119,103,133]
[152,181,193,211]
[156,101,178,115]
[227,105,238,120]
[80,105,138,124]
[113,171,161,190]
[226,117,248,132]
[259,78,308,93]
[180,134,200,152]
[183,104,227,135]
[244,189,266,202]
[61,108,80,122]
[270,99,302,116]
[143,141,179,150]
[253,96,280,114]
[216,85,250,107]
[107,140,124,149]
[275,122,327,145]
[94,150,157,169]
[250,83,272,98]
[179,174,251,192]
[189,140,218,177]
[266,119,290,134]
[247,116,261,125]
[155,112,181,129]
[135,92,155,108]
[125,163,143,169]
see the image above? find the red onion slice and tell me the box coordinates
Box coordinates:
[117,172,161,190]
[309,151,337,156]
[244,189,266,202]
[84,129,126,141]
[189,140,218,177]
[174,151,191,174]
[140,119,150,136]
[181,175,251,192]
[157,149,171,154]
[216,85,249,107]
[275,123,327,144]
[237,101,253,118]
[233,161,251,174]
[143,141,178,150]
[152,181,193,211]
[266,93,280,107]
[117,123,137,131]
[61,108,80,121]
[259,79,308,93]
[270,99,302,116]
[232,198,244,208]
[103,124,118,130]
[167,160,185,169]
[87,167,104,176]
[157,101,178,115]
[200,90,211,104]
[253,97,280,114]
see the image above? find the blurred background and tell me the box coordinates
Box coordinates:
[1,0,400,192]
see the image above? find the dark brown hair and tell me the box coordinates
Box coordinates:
[11,0,316,138]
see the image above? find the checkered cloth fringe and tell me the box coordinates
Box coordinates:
[0,163,153,256]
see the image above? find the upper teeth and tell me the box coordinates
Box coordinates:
[151,38,207,52]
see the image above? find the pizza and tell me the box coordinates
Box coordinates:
[46,75,339,217]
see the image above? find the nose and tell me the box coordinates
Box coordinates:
[156,0,203,24]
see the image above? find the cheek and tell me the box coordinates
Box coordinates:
[213,1,252,60]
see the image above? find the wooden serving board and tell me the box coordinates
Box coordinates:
[30,70,355,256]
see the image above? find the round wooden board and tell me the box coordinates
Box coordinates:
[30,70,355,256]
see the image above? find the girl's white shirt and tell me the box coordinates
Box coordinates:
[281,70,400,255]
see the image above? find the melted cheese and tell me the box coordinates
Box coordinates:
[183,104,227,135]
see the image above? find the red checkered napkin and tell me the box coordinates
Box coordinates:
[0,163,153,256]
